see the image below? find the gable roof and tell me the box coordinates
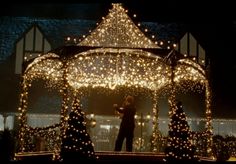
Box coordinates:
[79,3,160,49]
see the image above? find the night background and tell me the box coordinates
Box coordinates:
[1,1,236,163]
[0,2,236,118]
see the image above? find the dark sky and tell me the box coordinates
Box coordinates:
[1,2,236,118]
[1,1,235,21]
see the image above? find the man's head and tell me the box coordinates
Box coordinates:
[125,95,134,104]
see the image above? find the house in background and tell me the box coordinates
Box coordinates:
[15,24,52,74]
[177,32,206,68]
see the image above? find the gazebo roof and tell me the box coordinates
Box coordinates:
[79,3,160,49]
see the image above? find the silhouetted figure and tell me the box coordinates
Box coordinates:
[113,95,136,152]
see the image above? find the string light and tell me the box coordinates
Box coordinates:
[17,3,213,158]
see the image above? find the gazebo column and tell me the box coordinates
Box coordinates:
[151,90,161,152]
[18,79,29,152]
[59,61,70,152]
[205,80,213,157]
[168,52,177,117]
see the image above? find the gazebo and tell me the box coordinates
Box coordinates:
[17,3,213,157]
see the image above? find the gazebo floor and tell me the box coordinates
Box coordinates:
[14,151,216,163]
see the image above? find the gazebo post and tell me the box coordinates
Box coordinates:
[205,80,213,157]
[151,90,161,152]
[18,76,29,152]
[168,50,177,116]
[204,63,213,158]
[59,60,70,155]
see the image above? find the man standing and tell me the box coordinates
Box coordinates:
[113,95,136,152]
